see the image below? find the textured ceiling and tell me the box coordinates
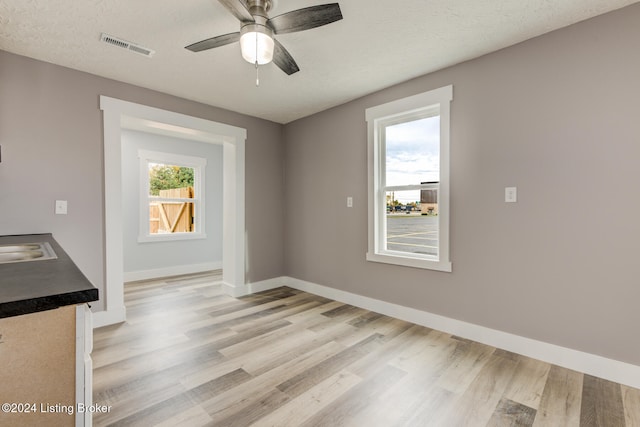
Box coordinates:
[1,0,638,123]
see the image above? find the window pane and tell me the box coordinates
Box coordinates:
[386,190,438,257]
[148,163,194,196]
[385,116,440,187]
[148,163,195,234]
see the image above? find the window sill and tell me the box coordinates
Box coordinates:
[366,252,452,272]
[138,232,207,243]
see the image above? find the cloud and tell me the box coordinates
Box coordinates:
[385,116,440,187]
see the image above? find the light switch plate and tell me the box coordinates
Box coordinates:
[55,200,68,215]
[347,196,353,208]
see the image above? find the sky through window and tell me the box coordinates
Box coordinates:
[385,116,440,204]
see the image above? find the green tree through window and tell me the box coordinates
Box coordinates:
[148,164,194,196]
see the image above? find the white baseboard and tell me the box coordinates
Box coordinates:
[281,276,640,390]
[244,277,288,294]
[92,305,126,328]
[222,281,243,298]
[222,276,287,298]
[123,261,222,282]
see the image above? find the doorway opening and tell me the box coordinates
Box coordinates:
[96,96,246,327]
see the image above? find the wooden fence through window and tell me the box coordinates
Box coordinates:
[149,187,194,234]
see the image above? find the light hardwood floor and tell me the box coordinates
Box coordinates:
[92,271,640,426]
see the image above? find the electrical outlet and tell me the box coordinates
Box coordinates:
[505,187,517,203]
[347,196,353,208]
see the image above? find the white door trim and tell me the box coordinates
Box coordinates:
[95,96,246,327]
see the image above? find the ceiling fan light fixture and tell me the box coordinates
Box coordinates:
[240,24,274,65]
[185,0,343,75]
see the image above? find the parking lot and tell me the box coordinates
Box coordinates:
[387,214,438,256]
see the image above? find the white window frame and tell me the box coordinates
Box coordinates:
[366,85,453,272]
[138,149,207,242]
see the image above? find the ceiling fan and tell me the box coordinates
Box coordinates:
[185,0,343,75]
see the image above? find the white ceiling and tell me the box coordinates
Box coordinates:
[1,0,638,123]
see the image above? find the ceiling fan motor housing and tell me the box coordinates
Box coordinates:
[246,0,273,16]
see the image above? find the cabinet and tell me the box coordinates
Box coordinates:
[0,304,93,427]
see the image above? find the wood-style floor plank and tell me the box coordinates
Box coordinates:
[276,333,385,398]
[248,369,362,427]
[532,365,583,427]
[434,338,496,394]
[622,385,640,427]
[155,405,212,427]
[580,375,625,427]
[299,364,406,427]
[393,385,455,427]
[486,397,537,426]
[349,331,460,427]
[434,351,519,426]
[198,340,346,422]
[503,355,552,410]
[91,272,640,427]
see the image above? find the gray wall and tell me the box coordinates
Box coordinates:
[283,4,640,366]
[2,3,640,366]
[0,50,285,311]
[121,130,223,274]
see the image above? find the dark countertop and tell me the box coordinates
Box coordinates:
[0,233,99,318]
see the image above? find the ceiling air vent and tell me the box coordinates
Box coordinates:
[100,33,155,58]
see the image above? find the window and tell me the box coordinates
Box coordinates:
[138,150,207,242]
[366,85,452,272]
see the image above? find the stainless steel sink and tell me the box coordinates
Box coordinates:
[0,242,58,264]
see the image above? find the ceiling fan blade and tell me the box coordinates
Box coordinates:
[185,32,241,52]
[217,0,254,23]
[268,3,342,35]
[273,39,300,75]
